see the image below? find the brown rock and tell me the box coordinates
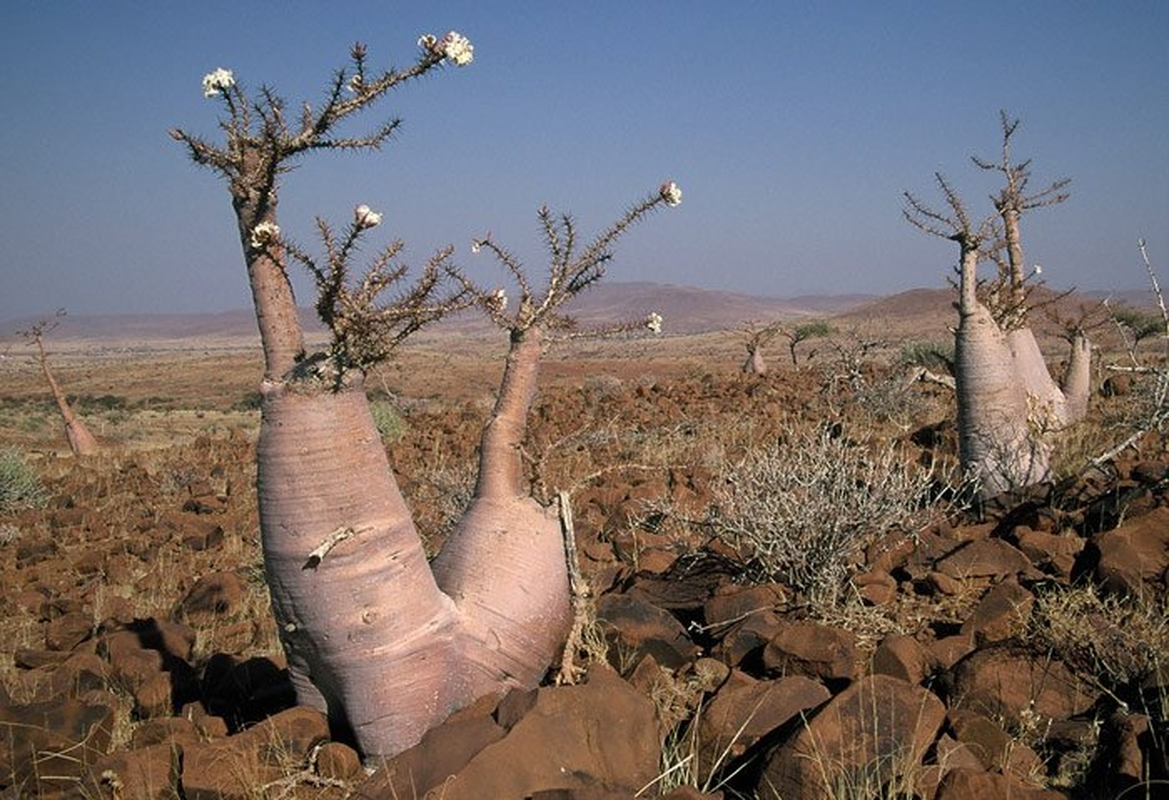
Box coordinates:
[854,568,898,606]
[430,665,660,800]
[713,608,786,666]
[1086,506,1169,595]
[0,697,115,795]
[45,609,95,651]
[871,634,935,685]
[176,570,246,624]
[698,671,829,780]
[759,674,946,800]
[762,620,857,683]
[949,645,1096,727]
[960,579,1034,644]
[703,583,785,628]
[596,593,699,671]
[1013,527,1083,578]
[935,538,1035,582]
[314,740,362,780]
[85,741,183,800]
[359,711,505,799]
[934,766,1065,799]
[928,633,976,671]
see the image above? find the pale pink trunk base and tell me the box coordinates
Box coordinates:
[431,327,572,693]
[1061,334,1092,423]
[257,382,465,755]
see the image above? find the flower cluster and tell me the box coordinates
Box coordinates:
[202,68,235,99]
[354,204,383,229]
[646,312,663,334]
[659,181,682,207]
[249,221,280,249]
[490,288,508,312]
[418,31,474,66]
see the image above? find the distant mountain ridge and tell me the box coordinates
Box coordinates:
[2,282,1148,345]
[1,282,875,343]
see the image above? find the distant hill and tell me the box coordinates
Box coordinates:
[0,282,874,344]
[3,281,1149,348]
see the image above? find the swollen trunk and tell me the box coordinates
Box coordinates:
[257,380,464,756]
[431,327,572,693]
[956,301,1050,497]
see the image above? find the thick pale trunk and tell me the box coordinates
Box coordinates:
[1007,328,1092,430]
[1007,328,1064,426]
[258,381,465,755]
[431,327,572,693]
[955,248,1049,496]
[1061,333,1091,423]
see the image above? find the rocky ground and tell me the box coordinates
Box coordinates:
[0,330,1167,799]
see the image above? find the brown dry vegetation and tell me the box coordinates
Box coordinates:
[0,286,1166,798]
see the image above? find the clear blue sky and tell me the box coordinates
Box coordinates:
[2,1,1166,322]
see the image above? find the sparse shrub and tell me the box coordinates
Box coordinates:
[0,447,49,513]
[369,398,408,443]
[711,427,937,605]
[899,339,954,374]
[1031,583,1169,696]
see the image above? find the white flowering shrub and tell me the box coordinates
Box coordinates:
[712,427,936,605]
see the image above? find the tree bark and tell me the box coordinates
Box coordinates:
[1061,333,1092,423]
[35,338,98,456]
[258,380,465,755]
[431,326,573,693]
[954,247,1050,496]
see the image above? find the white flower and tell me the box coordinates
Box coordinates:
[470,240,482,254]
[439,31,474,66]
[1033,264,1043,275]
[346,73,363,94]
[659,181,682,207]
[491,288,508,311]
[354,204,382,229]
[420,31,474,66]
[202,67,235,98]
[249,221,280,249]
[646,312,663,334]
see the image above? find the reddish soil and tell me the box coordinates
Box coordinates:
[1,291,1166,798]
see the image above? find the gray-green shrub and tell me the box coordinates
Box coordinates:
[712,427,936,605]
[0,447,49,513]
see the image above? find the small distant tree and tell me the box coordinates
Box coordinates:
[904,112,1089,497]
[740,319,831,375]
[784,319,832,367]
[172,34,679,758]
[21,310,98,456]
[741,319,783,375]
[1109,303,1165,369]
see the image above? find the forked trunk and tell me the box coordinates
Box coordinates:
[954,247,1050,496]
[258,381,466,754]
[431,326,573,692]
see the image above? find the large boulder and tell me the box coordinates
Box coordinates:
[758,674,945,800]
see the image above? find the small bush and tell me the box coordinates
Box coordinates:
[0,447,49,513]
[712,427,936,605]
[369,399,407,443]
